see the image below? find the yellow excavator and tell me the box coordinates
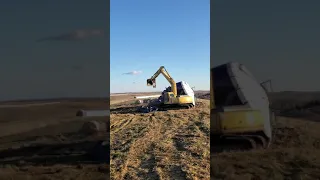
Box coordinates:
[146,66,195,110]
[211,62,274,152]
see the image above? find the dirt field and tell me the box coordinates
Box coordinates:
[3,91,318,179]
[110,92,210,179]
[0,98,109,180]
[210,92,320,180]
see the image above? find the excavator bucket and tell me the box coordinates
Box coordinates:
[147,79,156,88]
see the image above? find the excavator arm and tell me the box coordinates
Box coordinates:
[147,66,177,96]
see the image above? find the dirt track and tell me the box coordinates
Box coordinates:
[110,94,210,179]
[0,99,109,180]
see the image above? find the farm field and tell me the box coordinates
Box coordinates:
[110,91,211,180]
[1,91,319,179]
[0,98,109,180]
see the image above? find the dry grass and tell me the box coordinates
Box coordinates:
[110,96,210,180]
[0,99,109,180]
[211,92,320,180]
[2,91,319,179]
[0,165,108,180]
[212,117,320,180]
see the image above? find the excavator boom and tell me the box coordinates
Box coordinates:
[147,66,177,96]
[144,66,195,111]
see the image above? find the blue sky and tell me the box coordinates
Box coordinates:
[0,0,108,101]
[110,0,210,93]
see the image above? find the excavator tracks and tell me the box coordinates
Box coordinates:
[211,134,270,153]
[157,103,195,111]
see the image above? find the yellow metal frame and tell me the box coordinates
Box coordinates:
[147,66,177,96]
[212,109,265,134]
[162,92,193,105]
[147,66,194,106]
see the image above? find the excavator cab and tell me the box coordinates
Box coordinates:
[211,62,273,152]
[162,92,176,104]
[147,79,156,88]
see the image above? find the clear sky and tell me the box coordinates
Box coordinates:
[0,0,108,101]
[212,1,320,91]
[110,0,210,93]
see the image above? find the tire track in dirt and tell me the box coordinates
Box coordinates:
[195,111,210,137]
[110,115,150,162]
[115,115,164,179]
[110,99,210,180]
[111,117,134,134]
[111,112,188,180]
[152,112,189,180]
[136,146,161,180]
[170,111,210,179]
[110,114,133,127]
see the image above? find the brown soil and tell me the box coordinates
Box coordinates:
[0,99,109,180]
[195,92,210,100]
[110,96,210,180]
[3,91,318,179]
[211,92,320,179]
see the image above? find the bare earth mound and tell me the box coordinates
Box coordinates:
[110,98,210,180]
